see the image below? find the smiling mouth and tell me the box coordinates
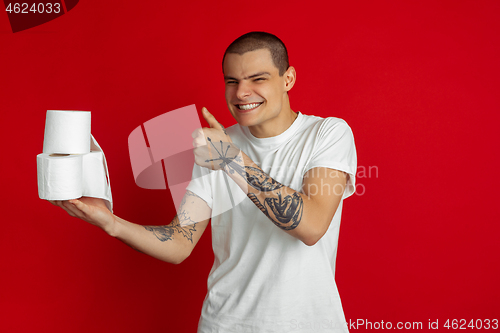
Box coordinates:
[236,102,263,111]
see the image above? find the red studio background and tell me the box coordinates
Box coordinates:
[1,1,499,332]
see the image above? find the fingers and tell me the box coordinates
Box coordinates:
[191,128,207,148]
[48,199,76,217]
[194,145,215,168]
[68,199,84,210]
[64,202,80,217]
[48,199,86,219]
[192,127,213,168]
[79,197,108,209]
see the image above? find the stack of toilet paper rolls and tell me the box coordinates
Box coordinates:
[37,110,113,211]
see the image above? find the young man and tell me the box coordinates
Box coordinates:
[52,32,357,332]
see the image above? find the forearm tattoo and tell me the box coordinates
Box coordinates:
[144,216,197,243]
[240,155,302,230]
[244,166,284,192]
[248,192,303,230]
[206,139,303,230]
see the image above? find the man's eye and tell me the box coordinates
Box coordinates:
[254,78,265,82]
[226,81,238,84]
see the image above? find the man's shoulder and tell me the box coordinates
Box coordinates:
[300,112,349,125]
[298,112,352,137]
[223,113,353,144]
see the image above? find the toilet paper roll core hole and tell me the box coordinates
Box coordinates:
[49,154,71,157]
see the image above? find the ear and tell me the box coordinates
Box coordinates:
[283,66,296,92]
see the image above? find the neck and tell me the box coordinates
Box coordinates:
[248,107,298,138]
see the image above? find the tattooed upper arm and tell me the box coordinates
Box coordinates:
[178,190,211,226]
[143,190,211,246]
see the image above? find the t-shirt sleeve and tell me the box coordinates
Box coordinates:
[303,118,357,199]
[185,163,214,209]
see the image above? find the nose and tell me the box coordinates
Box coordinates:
[236,80,251,100]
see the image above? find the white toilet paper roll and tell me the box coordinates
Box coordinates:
[37,150,113,208]
[38,109,113,211]
[90,135,113,212]
[38,153,113,209]
[82,151,109,199]
[43,111,91,154]
[37,153,83,200]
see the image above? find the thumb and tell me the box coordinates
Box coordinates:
[202,107,223,130]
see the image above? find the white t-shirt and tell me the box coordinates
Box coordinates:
[187,112,357,333]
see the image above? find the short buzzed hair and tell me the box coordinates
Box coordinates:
[223,32,289,76]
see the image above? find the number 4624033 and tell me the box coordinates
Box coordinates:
[5,3,61,14]
[443,319,498,330]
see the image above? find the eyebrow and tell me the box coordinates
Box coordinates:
[224,72,271,81]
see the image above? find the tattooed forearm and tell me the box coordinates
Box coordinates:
[247,192,303,230]
[240,159,302,229]
[209,141,304,230]
[144,215,197,243]
[144,225,176,242]
[244,166,284,192]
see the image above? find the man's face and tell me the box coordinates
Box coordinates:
[223,48,290,129]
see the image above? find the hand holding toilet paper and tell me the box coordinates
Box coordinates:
[37,110,113,212]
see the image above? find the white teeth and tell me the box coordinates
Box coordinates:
[238,103,261,110]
